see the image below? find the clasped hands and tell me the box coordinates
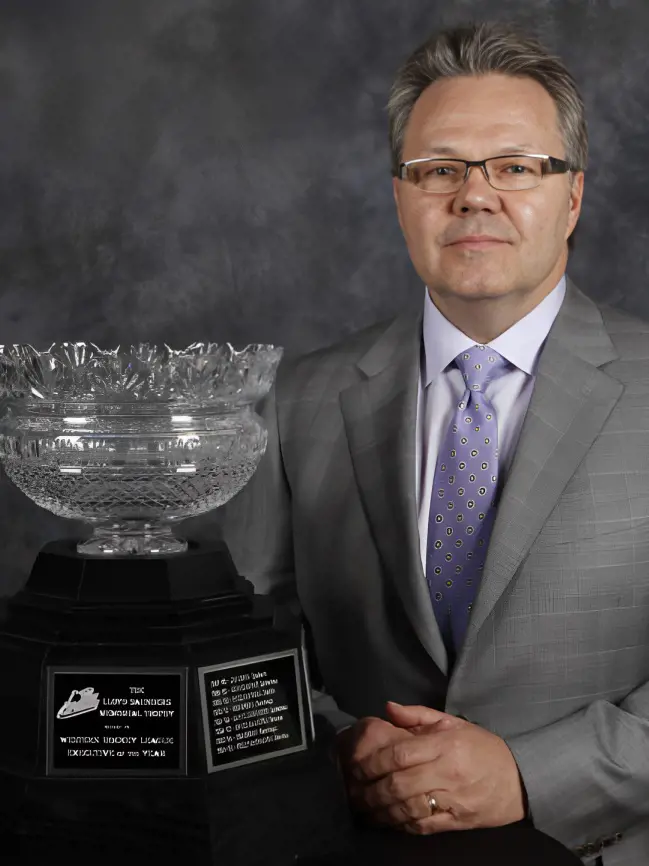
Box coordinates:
[336,701,525,835]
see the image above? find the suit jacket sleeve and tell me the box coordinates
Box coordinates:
[503,683,649,848]
[220,361,357,734]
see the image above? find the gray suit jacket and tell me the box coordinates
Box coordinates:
[221,276,649,865]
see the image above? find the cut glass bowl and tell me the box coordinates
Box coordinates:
[0,341,283,556]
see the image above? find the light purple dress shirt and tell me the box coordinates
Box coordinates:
[416,275,567,577]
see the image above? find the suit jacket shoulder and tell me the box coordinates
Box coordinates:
[595,299,649,384]
[597,297,649,331]
[275,314,400,404]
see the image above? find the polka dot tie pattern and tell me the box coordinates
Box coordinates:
[425,344,511,670]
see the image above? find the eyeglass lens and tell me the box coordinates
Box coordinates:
[405,156,546,192]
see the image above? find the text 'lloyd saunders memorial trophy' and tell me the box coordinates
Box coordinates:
[0,341,323,862]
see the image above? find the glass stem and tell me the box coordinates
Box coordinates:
[77,521,187,556]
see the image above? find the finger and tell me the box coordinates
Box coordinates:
[353,729,445,782]
[407,717,465,736]
[351,717,414,762]
[404,810,460,836]
[359,763,438,811]
[373,792,436,827]
[386,701,450,727]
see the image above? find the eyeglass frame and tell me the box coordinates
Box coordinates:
[395,153,581,192]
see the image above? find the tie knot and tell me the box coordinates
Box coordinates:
[454,344,510,392]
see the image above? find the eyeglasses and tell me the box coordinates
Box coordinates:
[396,154,579,194]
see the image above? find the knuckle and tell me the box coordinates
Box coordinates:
[401,797,422,820]
[392,740,413,768]
[389,802,410,825]
[385,772,407,800]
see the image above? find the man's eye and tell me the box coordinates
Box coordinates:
[425,166,455,177]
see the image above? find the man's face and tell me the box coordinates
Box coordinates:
[392,73,584,309]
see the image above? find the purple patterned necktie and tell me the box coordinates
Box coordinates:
[426,344,511,670]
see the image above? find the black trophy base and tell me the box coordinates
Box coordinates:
[0,539,351,866]
[0,717,349,866]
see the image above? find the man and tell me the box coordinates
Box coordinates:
[222,20,649,866]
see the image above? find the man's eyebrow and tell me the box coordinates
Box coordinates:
[418,144,539,156]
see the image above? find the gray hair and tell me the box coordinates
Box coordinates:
[387,21,588,251]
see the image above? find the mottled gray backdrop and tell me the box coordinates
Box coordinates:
[0,0,647,595]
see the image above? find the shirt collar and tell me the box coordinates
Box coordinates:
[421,274,567,388]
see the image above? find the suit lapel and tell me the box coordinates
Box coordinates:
[339,308,449,667]
[450,279,623,682]
[340,278,625,680]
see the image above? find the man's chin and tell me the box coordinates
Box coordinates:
[431,275,514,300]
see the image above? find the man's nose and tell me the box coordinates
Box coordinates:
[452,164,501,211]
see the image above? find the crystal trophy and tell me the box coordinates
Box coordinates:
[0,341,319,862]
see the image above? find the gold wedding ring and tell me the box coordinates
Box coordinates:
[427,793,439,815]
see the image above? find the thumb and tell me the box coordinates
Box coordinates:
[386,701,451,728]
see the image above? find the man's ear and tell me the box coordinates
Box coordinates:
[392,176,405,234]
[565,170,584,242]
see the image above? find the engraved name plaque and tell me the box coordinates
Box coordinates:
[198,649,307,772]
[46,667,187,776]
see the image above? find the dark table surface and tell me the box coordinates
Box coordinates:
[300,823,584,865]
[0,822,585,866]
